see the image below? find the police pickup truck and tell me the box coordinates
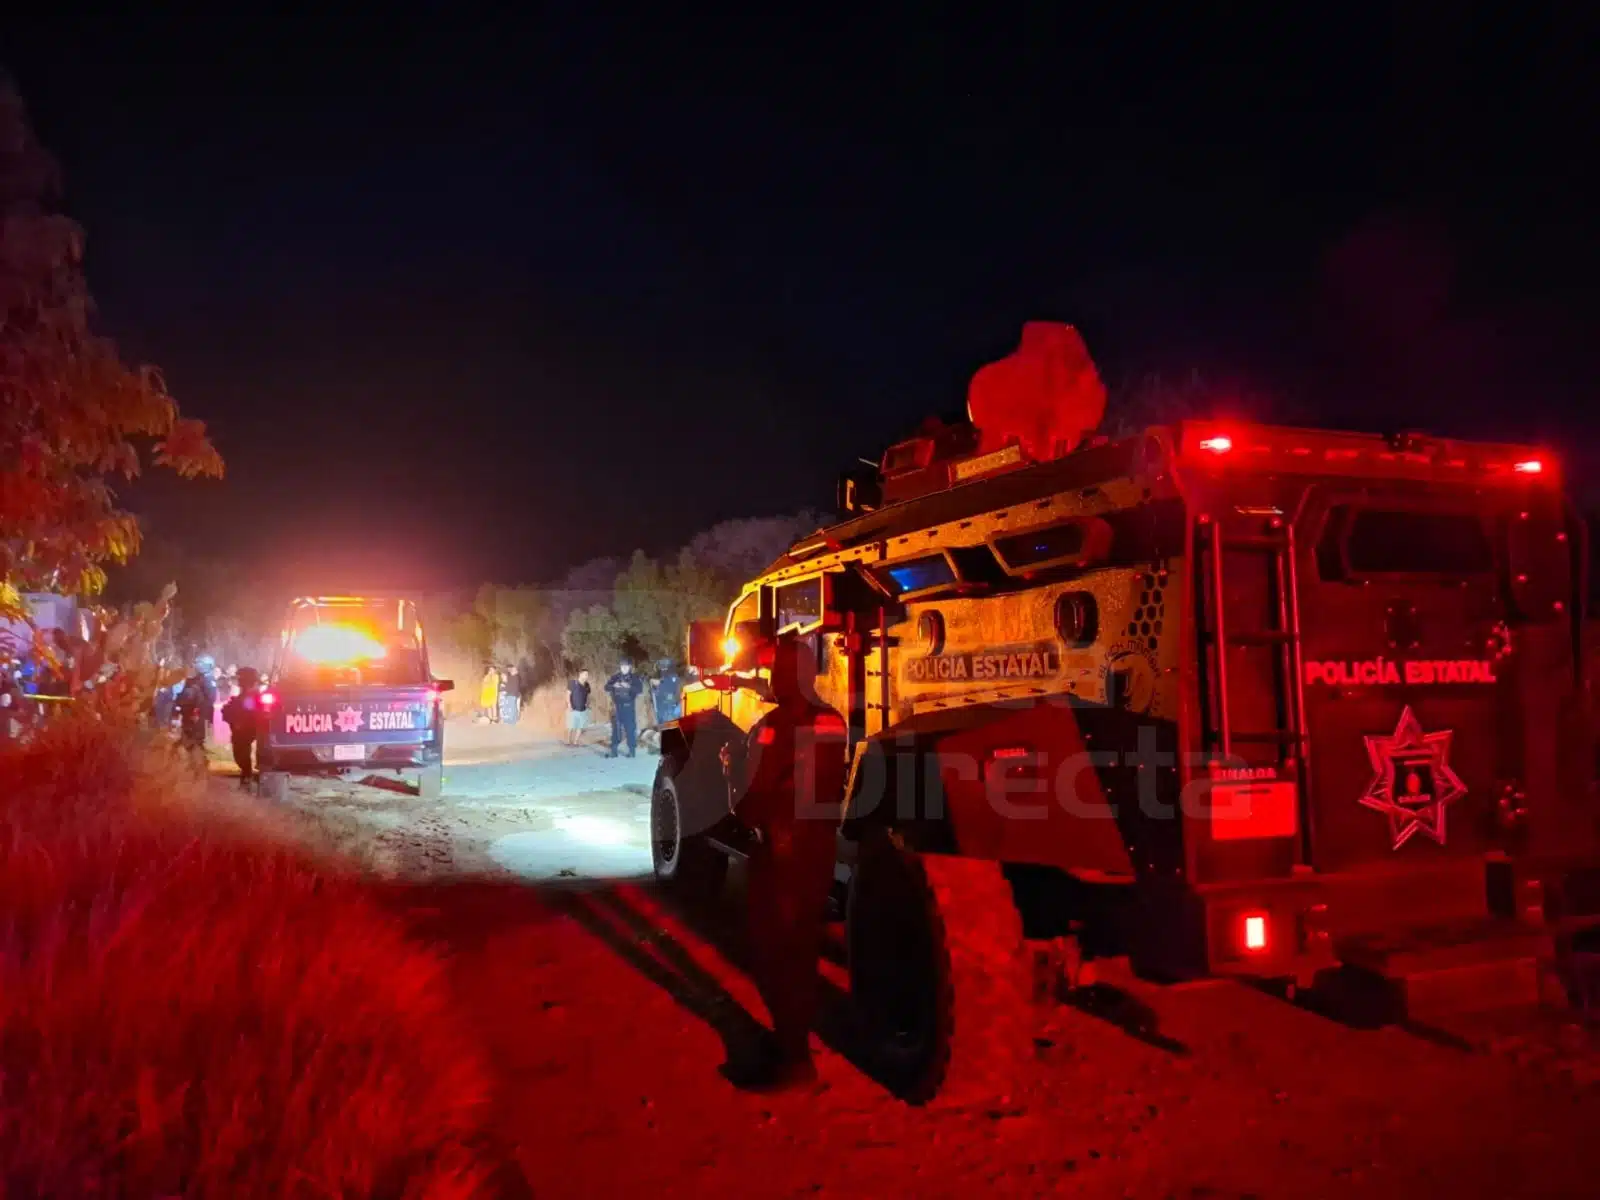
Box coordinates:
[257,595,453,801]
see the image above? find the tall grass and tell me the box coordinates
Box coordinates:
[0,719,503,1197]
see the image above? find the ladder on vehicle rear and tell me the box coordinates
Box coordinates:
[1195,513,1311,791]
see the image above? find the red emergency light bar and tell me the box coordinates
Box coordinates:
[1177,421,1558,485]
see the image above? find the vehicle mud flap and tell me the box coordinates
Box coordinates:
[416,763,443,800]
[259,772,289,803]
[651,756,729,902]
[847,834,1030,1106]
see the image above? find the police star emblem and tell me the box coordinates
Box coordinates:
[1359,706,1465,849]
[335,706,365,735]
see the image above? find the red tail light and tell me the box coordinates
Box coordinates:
[1242,912,1268,952]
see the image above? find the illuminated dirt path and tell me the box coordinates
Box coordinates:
[265,721,1600,1198]
[272,716,659,882]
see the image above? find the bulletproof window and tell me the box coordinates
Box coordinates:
[1319,506,1493,578]
[727,589,760,633]
[990,517,1112,576]
[873,554,959,597]
[948,542,1008,586]
[774,577,824,633]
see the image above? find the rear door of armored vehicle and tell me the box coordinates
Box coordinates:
[1180,428,1592,929]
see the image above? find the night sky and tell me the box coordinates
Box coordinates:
[6,7,1597,588]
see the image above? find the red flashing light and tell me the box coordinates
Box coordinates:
[1198,435,1233,454]
[1513,459,1544,475]
[990,745,1031,760]
[259,690,277,709]
[1242,913,1268,953]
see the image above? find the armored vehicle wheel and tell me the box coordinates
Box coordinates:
[651,757,728,901]
[259,771,290,803]
[416,763,443,799]
[847,835,1030,1106]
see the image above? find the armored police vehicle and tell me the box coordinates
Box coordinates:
[651,323,1600,1104]
[258,595,453,801]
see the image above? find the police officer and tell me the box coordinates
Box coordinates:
[173,656,218,765]
[222,666,265,788]
[653,658,682,725]
[0,653,22,747]
[728,633,847,1092]
[604,659,644,758]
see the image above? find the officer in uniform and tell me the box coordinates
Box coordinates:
[604,659,644,758]
[173,655,218,765]
[727,632,848,1091]
[221,666,265,788]
[653,659,683,725]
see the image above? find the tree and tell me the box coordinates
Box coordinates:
[0,83,221,619]
[560,603,633,676]
[680,513,823,591]
[611,550,726,666]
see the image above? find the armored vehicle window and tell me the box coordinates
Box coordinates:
[875,555,958,597]
[948,543,1007,586]
[727,590,759,633]
[774,578,823,633]
[1319,506,1493,578]
[990,516,1112,576]
[993,523,1088,569]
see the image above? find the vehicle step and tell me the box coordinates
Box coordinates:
[1333,921,1555,1021]
[1337,921,1552,977]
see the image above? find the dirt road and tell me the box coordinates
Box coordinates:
[264,719,1600,1198]
[269,717,658,881]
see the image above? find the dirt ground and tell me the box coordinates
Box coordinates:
[252,722,1600,1199]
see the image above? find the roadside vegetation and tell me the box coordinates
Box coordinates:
[0,718,506,1196]
[1,83,514,1195]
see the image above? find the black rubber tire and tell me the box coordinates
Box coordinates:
[650,757,728,902]
[416,763,444,799]
[847,836,1030,1107]
[259,771,290,803]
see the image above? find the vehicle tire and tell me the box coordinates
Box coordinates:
[416,763,444,800]
[650,756,728,902]
[846,834,1030,1106]
[259,771,290,803]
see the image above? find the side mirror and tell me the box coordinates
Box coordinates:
[686,620,727,674]
[433,679,456,693]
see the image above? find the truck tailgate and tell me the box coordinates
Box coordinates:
[269,687,435,749]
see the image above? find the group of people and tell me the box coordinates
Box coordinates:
[161,655,267,787]
[476,663,524,725]
[0,638,82,745]
[563,658,683,757]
